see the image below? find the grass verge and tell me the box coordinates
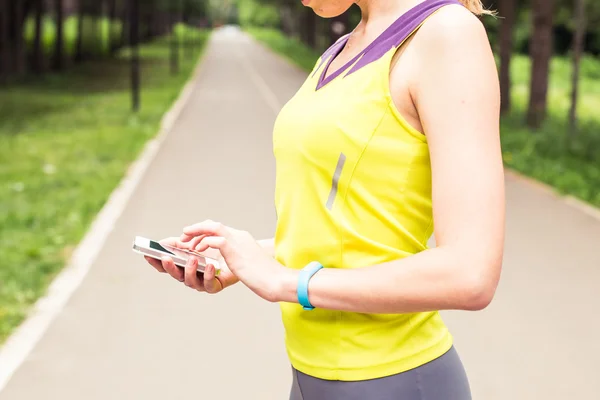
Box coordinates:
[246,27,320,72]
[247,27,600,208]
[0,30,210,343]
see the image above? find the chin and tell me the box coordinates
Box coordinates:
[305,0,353,18]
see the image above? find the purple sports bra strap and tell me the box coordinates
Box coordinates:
[314,0,463,90]
[346,0,463,76]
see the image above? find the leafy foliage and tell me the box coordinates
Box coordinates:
[237,0,280,28]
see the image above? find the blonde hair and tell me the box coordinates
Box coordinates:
[458,0,495,16]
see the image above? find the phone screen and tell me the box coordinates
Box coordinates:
[149,240,176,255]
[149,240,208,266]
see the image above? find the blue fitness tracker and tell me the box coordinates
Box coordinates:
[297,261,324,310]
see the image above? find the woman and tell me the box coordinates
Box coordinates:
[146,0,504,398]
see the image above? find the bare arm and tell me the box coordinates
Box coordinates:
[258,238,275,258]
[273,8,504,313]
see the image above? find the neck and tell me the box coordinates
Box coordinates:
[356,0,426,23]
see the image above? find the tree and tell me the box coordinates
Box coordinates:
[33,0,45,74]
[329,11,350,46]
[568,0,587,136]
[120,0,129,49]
[278,0,298,37]
[75,0,86,61]
[300,7,317,49]
[108,0,119,54]
[53,0,65,70]
[91,0,104,55]
[0,0,10,82]
[13,0,28,75]
[170,0,182,75]
[498,0,517,114]
[130,0,140,111]
[527,0,556,129]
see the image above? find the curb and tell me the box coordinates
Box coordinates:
[0,38,210,394]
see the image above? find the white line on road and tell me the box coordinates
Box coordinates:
[239,50,282,115]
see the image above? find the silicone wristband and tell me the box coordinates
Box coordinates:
[297,261,324,310]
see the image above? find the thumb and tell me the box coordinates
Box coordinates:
[202,263,223,294]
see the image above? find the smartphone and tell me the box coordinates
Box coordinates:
[132,236,220,275]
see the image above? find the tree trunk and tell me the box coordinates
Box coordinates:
[279,4,299,38]
[568,0,586,137]
[120,0,129,48]
[498,0,516,114]
[170,5,180,75]
[130,0,140,111]
[279,6,291,36]
[75,0,86,61]
[158,13,165,37]
[91,0,102,56]
[0,0,11,82]
[301,8,317,49]
[13,0,27,75]
[108,0,117,53]
[184,1,194,58]
[150,0,158,39]
[526,0,555,129]
[140,9,147,40]
[54,0,65,70]
[147,8,155,40]
[299,8,307,44]
[329,11,350,46]
[33,0,44,74]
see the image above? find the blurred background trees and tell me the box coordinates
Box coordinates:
[3,0,598,133]
[0,0,599,199]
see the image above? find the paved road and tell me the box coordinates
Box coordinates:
[2,27,599,400]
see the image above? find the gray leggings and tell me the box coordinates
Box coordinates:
[289,347,471,400]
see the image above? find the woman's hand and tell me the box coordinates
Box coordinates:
[144,237,239,293]
[180,221,292,302]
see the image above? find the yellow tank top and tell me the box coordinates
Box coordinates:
[273,0,460,381]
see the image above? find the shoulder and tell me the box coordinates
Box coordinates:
[413,4,490,55]
[396,4,499,125]
[401,4,495,87]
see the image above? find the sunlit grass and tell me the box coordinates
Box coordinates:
[501,55,600,205]
[246,27,319,71]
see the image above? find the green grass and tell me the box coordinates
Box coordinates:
[0,29,210,343]
[248,27,600,208]
[500,55,600,205]
[246,27,320,72]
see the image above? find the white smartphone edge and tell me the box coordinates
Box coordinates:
[132,236,220,274]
